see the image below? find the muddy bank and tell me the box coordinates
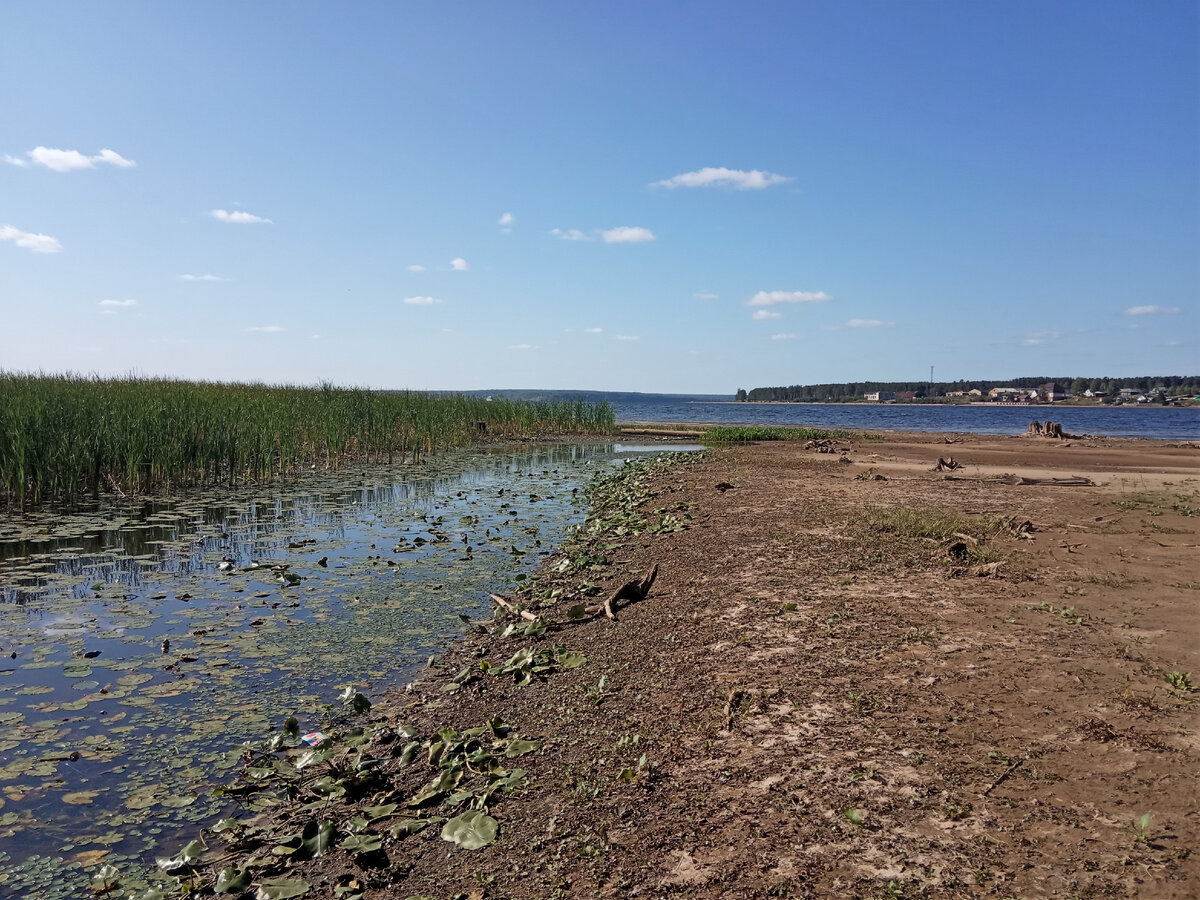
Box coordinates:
[107,433,1199,899]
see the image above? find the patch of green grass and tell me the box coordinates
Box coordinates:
[701,425,876,442]
[862,506,991,542]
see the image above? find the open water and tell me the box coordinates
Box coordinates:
[475,391,1200,440]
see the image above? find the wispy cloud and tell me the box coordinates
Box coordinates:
[211,209,272,224]
[601,226,655,244]
[179,273,226,282]
[846,318,892,328]
[748,290,832,307]
[247,325,285,333]
[498,212,514,230]
[752,310,782,320]
[615,334,639,341]
[0,224,62,253]
[450,257,469,271]
[584,327,603,334]
[551,228,590,241]
[771,333,797,341]
[1021,330,1059,346]
[407,264,426,272]
[506,343,537,350]
[99,299,137,315]
[693,292,718,300]
[652,167,791,190]
[1123,304,1180,316]
[6,146,135,171]
[403,296,441,305]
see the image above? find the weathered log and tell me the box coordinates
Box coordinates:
[943,474,1095,487]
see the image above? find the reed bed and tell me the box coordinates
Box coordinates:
[0,374,614,507]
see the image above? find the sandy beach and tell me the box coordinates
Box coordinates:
[190,431,1200,899]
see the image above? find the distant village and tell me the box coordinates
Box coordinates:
[865,382,1188,405]
[740,377,1200,406]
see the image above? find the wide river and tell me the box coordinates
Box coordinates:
[597,393,1199,440]
[0,441,691,899]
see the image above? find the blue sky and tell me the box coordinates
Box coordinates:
[1,1,1195,393]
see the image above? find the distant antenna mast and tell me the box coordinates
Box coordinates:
[929,365,934,398]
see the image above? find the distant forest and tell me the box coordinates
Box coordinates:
[741,376,1200,403]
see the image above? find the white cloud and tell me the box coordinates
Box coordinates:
[748,290,832,307]
[1021,330,1059,346]
[407,264,426,272]
[498,212,514,227]
[846,318,891,328]
[652,167,791,190]
[0,224,62,253]
[247,325,285,333]
[584,327,603,334]
[99,299,137,315]
[752,310,782,320]
[450,257,469,270]
[506,343,537,350]
[211,209,272,224]
[403,296,441,305]
[771,333,797,341]
[551,228,590,241]
[179,273,226,282]
[7,146,136,171]
[1123,304,1180,316]
[615,334,639,341]
[693,292,718,300]
[601,226,655,244]
[94,149,135,168]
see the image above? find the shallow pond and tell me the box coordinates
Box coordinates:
[0,442,691,898]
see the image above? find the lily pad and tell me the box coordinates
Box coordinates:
[256,876,311,900]
[441,810,498,850]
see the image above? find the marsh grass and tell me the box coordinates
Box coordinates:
[0,374,614,506]
[701,425,875,442]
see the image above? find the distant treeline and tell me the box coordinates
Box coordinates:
[742,376,1200,403]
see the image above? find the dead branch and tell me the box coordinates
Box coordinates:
[602,564,659,620]
[488,592,539,622]
[982,755,1026,796]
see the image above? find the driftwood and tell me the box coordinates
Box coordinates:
[1027,420,1072,439]
[488,593,539,622]
[602,564,659,620]
[943,474,1095,487]
[933,456,963,472]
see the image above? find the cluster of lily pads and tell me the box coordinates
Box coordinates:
[0,445,630,897]
[95,681,549,899]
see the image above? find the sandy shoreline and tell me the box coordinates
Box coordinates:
[152,432,1199,898]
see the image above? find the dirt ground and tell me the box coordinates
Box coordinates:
[229,431,1200,900]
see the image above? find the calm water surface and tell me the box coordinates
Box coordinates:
[600,394,1199,440]
[0,442,691,898]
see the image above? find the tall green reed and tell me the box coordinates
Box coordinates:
[0,374,614,507]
